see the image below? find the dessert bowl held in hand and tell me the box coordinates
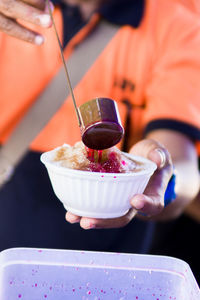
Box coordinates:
[40,142,157,218]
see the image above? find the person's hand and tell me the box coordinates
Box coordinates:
[0,0,53,44]
[128,139,173,218]
[65,139,173,229]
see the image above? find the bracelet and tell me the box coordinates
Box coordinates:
[164,173,177,207]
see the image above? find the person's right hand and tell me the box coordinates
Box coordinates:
[0,0,53,45]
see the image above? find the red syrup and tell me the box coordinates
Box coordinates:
[86,148,121,173]
[86,148,95,162]
[97,150,102,163]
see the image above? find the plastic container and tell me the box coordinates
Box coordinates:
[0,248,199,300]
[40,148,157,218]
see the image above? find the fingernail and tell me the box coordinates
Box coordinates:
[132,198,144,210]
[34,35,44,45]
[155,148,166,168]
[68,217,79,224]
[36,14,51,27]
[81,220,95,229]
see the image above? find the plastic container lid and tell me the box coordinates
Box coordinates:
[0,248,199,299]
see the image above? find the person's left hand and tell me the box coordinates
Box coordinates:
[65,139,173,229]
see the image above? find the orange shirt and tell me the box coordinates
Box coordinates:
[0,0,200,153]
[172,0,200,14]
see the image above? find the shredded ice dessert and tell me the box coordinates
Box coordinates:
[52,141,144,173]
[41,142,157,218]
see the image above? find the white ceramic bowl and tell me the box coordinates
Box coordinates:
[40,149,157,218]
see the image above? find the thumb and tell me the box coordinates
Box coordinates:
[129,139,171,169]
[148,148,167,169]
[129,139,173,217]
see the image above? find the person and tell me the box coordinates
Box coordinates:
[0,0,199,256]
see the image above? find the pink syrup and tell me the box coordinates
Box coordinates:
[86,148,121,173]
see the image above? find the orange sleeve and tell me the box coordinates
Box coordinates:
[171,0,200,14]
[143,2,200,142]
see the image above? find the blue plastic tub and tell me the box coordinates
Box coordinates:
[0,248,199,299]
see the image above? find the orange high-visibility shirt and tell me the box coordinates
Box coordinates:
[172,0,200,14]
[0,0,199,153]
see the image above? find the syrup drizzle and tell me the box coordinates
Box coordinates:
[86,148,95,162]
[86,148,103,163]
[97,150,103,163]
[85,147,121,173]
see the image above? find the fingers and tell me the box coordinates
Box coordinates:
[131,194,164,217]
[0,0,52,27]
[130,142,173,218]
[65,209,137,229]
[65,211,81,224]
[22,0,46,10]
[0,13,44,44]
[0,0,54,44]
[130,139,172,169]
